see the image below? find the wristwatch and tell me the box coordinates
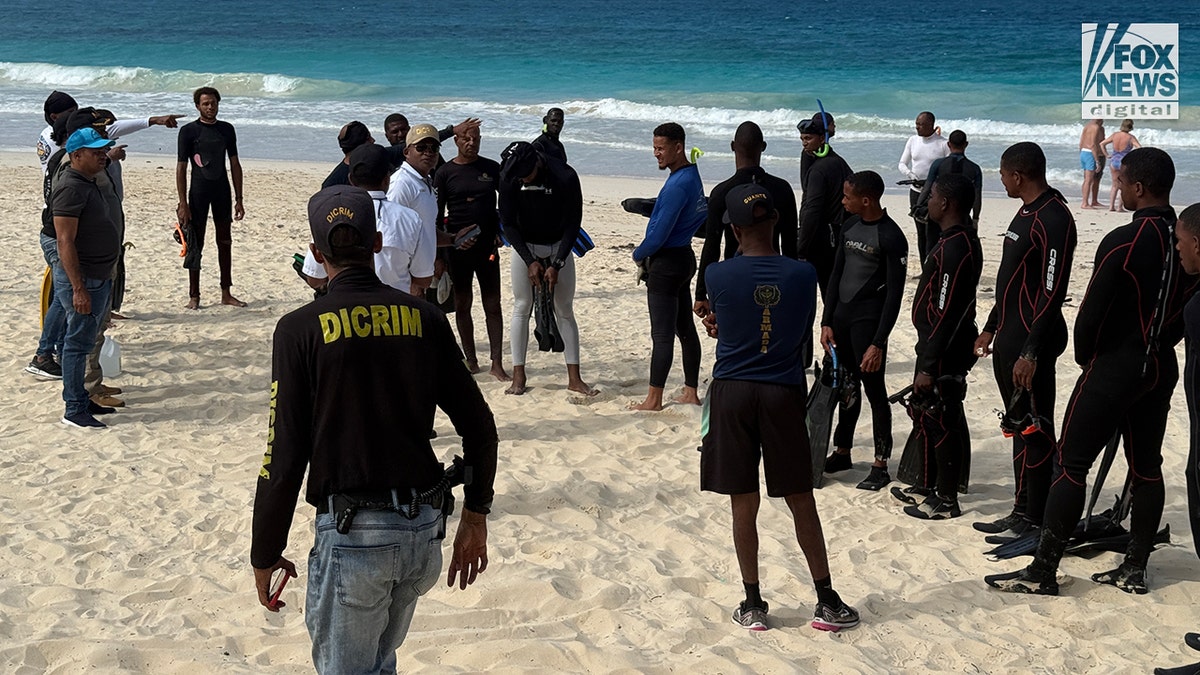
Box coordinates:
[550,257,566,270]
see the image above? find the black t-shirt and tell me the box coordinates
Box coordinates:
[434,157,501,241]
[322,161,350,189]
[51,167,120,280]
[497,155,583,266]
[177,119,238,182]
[697,167,798,301]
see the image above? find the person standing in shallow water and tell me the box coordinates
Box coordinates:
[629,122,705,412]
[176,86,246,309]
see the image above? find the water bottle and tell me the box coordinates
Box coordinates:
[99,336,121,378]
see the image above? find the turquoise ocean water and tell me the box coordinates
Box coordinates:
[1,0,1196,198]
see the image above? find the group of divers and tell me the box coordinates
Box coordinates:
[301,108,1200,634]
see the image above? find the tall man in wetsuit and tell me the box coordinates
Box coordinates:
[972,142,1076,537]
[798,113,852,294]
[52,128,122,428]
[900,174,982,520]
[176,86,246,309]
[630,122,705,412]
[988,148,1196,595]
[819,171,908,491]
[434,124,510,381]
[898,112,949,262]
[694,121,797,319]
[701,183,860,633]
[251,185,497,674]
[497,141,596,397]
[531,107,567,163]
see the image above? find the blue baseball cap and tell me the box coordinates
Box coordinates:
[66,127,114,154]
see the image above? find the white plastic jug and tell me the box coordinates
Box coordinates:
[99,335,121,378]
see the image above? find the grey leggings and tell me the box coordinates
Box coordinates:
[510,243,580,366]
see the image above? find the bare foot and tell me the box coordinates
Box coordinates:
[221,292,248,307]
[186,297,200,310]
[569,380,599,397]
[505,367,527,395]
[110,311,127,320]
[465,360,482,374]
[1081,204,1096,210]
[489,363,512,382]
[672,390,702,406]
[627,398,662,411]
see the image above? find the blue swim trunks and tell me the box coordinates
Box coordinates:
[1080,149,1097,171]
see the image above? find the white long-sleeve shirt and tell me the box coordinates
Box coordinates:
[898,133,949,191]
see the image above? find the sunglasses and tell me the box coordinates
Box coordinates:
[413,142,440,155]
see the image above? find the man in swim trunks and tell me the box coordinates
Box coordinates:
[987,148,1196,595]
[176,86,246,309]
[820,171,908,491]
[973,142,1076,538]
[1079,118,1105,209]
[701,183,859,633]
[434,124,510,380]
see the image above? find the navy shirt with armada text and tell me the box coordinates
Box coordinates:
[706,255,817,386]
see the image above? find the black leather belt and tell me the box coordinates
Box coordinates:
[316,489,444,515]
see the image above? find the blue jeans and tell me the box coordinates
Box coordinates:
[54,266,111,417]
[37,233,66,359]
[306,504,444,675]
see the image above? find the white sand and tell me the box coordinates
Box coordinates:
[1,150,1197,673]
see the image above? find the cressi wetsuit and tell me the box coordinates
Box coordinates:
[1036,206,1197,573]
[982,188,1076,526]
[910,223,982,498]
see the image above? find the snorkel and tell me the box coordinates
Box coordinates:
[813,99,831,158]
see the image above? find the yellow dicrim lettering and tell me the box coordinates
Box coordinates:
[401,306,422,337]
[261,380,278,479]
[319,312,340,344]
[371,305,392,336]
[351,306,371,338]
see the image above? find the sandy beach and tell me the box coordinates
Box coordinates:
[1,149,1197,673]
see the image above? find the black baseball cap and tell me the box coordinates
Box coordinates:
[348,143,391,185]
[43,90,77,125]
[307,186,377,255]
[337,121,372,154]
[723,184,775,226]
[499,141,539,184]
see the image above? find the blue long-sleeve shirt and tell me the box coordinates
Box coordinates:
[633,163,706,262]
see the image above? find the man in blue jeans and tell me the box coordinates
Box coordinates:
[252,186,497,673]
[52,127,121,428]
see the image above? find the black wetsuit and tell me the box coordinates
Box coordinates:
[911,223,982,498]
[982,189,1076,525]
[1038,206,1197,571]
[251,266,498,569]
[177,119,238,295]
[696,166,798,305]
[822,210,908,460]
[531,132,567,163]
[798,147,852,294]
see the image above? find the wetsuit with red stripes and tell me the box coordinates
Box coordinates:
[910,223,982,497]
[982,189,1077,525]
[1040,206,1197,571]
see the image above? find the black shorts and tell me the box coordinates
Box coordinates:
[700,379,812,497]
